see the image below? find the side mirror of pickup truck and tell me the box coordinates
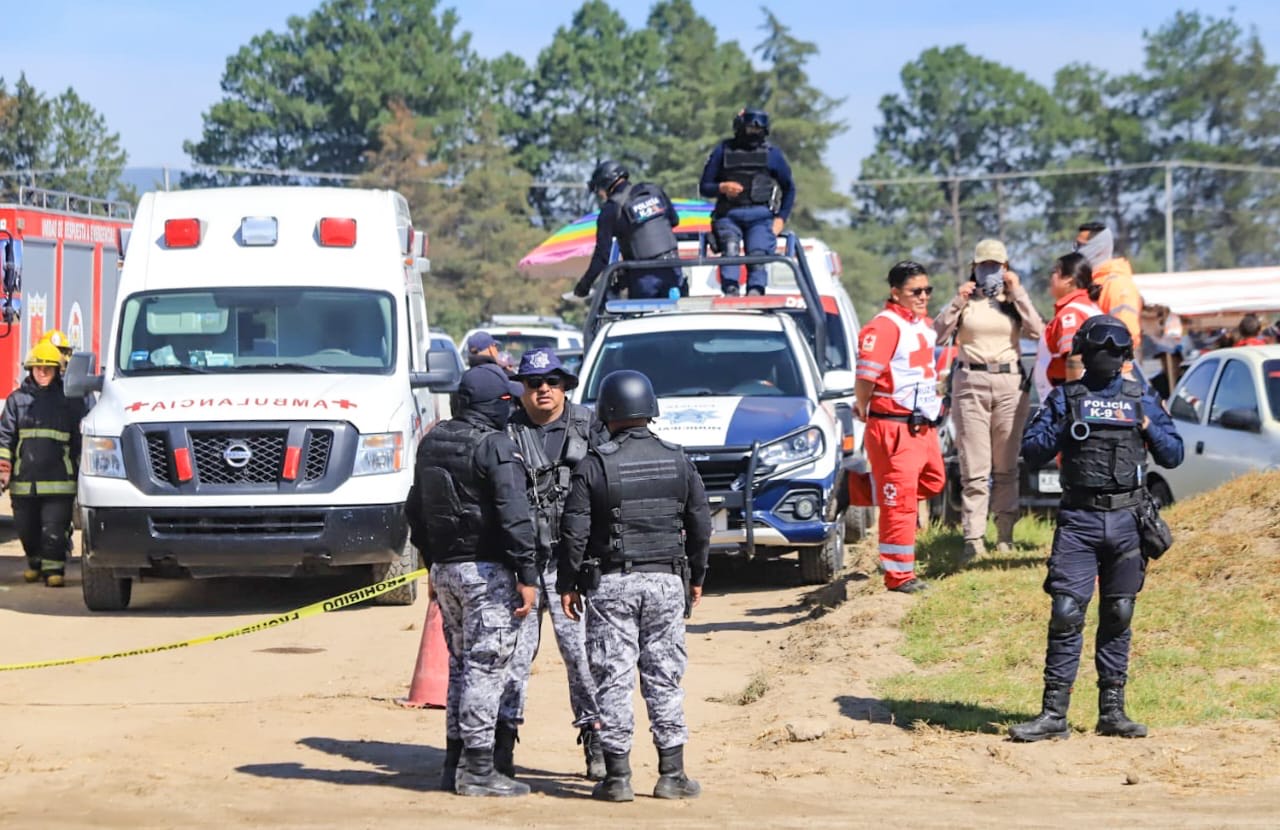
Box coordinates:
[64,351,104,397]
[820,369,856,401]
[410,348,462,392]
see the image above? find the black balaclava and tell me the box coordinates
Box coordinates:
[456,364,519,430]
[1082,348,1125,385]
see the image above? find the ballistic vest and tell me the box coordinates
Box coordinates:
[508,404,594,562]
[597,430,688,566]
[610,183,678,261]
[1061,379,1147,494]
[719,140,780,211]
[414,419,493,559]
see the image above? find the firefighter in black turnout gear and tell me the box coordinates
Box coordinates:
[557,370,712,804]
[405,364,539,797]
[699,108,796,296]
[0,342,86,587]
[1012,315,1184,742]
[571,160,682,301]
[496,348,610,782]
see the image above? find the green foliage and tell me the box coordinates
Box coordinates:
[0,73,132,204]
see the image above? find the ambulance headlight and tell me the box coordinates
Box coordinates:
[758,427,824,468]
[352,432,404,476]
[82,436,127,478]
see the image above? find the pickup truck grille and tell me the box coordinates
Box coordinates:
[691,457,749,492]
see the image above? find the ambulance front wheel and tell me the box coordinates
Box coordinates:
[370,540,420,606]
[81,529,133,612]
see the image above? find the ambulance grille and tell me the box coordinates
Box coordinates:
[303,430,333,482]
[150,513,327,536]
[145,434,170,482]
[191,431,287,485]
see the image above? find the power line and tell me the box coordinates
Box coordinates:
[850,159,1280,188]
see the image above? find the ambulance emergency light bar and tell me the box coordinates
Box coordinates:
[603,295,809,315]
[162,217,358,249]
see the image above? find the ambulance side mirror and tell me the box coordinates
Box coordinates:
[411,348,461,392]
[65,351,104,397]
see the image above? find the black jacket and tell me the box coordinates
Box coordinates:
[0,374,86,497]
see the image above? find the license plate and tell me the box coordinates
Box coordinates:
[712,510,728,532]
[1038,470,1062,494]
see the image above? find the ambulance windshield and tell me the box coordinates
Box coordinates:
[116,287,395,375]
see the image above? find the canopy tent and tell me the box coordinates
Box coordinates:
[1134,267,1280,319]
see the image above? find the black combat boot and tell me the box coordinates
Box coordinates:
[454,746,530,797]
[494,721,519,778]
[578,722,606,781]
[591,752,635,802]
[1008,683,1072,742]
[1096,680,1148,738]
[652,744,701,799]
[439,738,463,792]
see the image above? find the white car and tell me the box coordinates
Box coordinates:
[574,308,855,584]
[1149,343,1280,505]
[461,314,582,365]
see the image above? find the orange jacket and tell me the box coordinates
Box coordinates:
[1092,257,1142,347]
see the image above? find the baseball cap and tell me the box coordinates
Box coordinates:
[466,331,498,353]
[973,238,1009,264]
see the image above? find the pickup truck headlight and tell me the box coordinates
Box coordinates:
[82,436,127,478]
[758,427,824,468]
[353,432,404,476]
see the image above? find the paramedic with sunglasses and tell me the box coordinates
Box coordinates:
[852,261,947,593]
[498,348,610,781]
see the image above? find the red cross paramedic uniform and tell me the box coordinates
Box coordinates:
[855,302,946,589]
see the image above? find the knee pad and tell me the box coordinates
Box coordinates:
[1048,593,1086,636]
[1099,595,1135,639]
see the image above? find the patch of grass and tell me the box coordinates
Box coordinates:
[717,671,770,706]
[879,474,1280,732]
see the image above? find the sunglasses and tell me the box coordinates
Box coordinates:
[901,286,934,297]
[522,375,565,390]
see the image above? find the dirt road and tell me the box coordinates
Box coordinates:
[2,524,1277,829]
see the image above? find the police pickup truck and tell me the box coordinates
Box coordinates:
[575,240,855,583]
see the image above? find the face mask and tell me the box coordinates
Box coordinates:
[468,397,513,430]
[973,263,1004,297]
[1082,349,1125,379]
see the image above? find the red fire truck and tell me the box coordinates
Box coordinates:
[0,189,133,397]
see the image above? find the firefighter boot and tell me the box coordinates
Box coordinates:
[44,573,65,588]
[653,744,701,799]
[591,752,634,802]
[494,722,519,778]
[23,568,40,584]
[1008,683,1072,742]
[454,747,530,797]
[579,722,606,781]
[439,738,463,792]
[1096,680,1148,738]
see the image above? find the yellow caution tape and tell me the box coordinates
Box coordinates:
[0,567,428,672]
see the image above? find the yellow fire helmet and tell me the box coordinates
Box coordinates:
[40,329,72,352]
[24,341,64,369]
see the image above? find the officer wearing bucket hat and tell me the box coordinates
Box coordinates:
[557,370,711,803]
[497,347,610,781]
[1012,315,1182,743]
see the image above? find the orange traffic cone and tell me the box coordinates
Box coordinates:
[397,599,449,709]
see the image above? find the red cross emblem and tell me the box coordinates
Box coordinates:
[907,334,935,379]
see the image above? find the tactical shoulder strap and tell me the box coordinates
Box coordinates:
[562,404,593,465]
[596,441,624,513]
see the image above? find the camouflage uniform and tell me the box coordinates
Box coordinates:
[432,561,524,748]
[499,559,599,728]
[586,571,689,752]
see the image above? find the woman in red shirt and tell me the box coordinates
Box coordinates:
[1033,253,1101,401]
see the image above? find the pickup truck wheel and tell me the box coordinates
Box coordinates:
[80,532,132,612]
[844,506,871,542]
[371,541,420,606]
[800,514,845,585]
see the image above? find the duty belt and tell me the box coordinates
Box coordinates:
[600,560,682,575]
[957,361,1018,373]
[1061,489,1143,511]
[868,412,939,428]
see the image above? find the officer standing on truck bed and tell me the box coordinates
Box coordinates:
[1010,315,1183,742]
[556,370,711,803]
[497,348,609,782]
[405,364,538,797]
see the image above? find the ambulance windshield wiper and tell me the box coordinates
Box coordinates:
[231,362,334,373]
[127,365,210,375]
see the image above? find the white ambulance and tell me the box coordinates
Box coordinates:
[66,187,460,611]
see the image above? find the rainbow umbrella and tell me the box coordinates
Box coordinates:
[518,198,714,279]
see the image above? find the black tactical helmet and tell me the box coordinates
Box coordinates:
[733,108,770,137]
[596,370,659,421]
[1072,314,1134,359]
[587,160,629,194]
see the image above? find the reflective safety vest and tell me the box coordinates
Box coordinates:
[611,183,678,261]
[1061,379,1147,494]
[508,403,593,562]
[0,376,83,497]
[869,309,941,420]
[597,430,688,566]
[719,141,781,212]
[1034,294,1101,400]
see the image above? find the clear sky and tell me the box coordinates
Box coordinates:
[5,0,1279,185]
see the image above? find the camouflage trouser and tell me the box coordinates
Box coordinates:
[498,560,601,728]
[432,561,522,750]
[585,572,689,754]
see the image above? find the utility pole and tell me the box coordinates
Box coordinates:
[949,175,962,283]
[1164,162,1174,273]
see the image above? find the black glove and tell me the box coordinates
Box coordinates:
[573,278,592,298]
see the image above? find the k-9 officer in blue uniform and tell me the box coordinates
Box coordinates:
[1010,315,1183,742]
